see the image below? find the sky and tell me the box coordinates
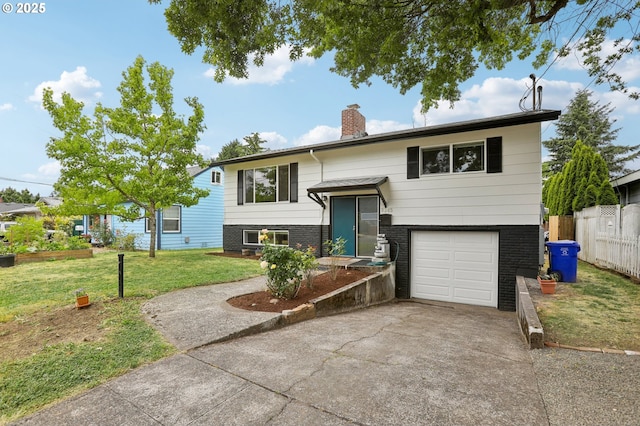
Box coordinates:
[1,1,639,197]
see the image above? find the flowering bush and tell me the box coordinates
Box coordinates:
[89,221,114,247]
[259,230,318,299]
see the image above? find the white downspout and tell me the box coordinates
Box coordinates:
[309,149,323,182]
[310,149,325,251]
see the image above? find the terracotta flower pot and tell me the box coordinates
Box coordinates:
[537,276,556,294]
[76,295,91,308]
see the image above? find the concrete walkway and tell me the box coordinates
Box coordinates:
[12,277,640,425]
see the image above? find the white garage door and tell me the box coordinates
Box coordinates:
[411,231,498,307]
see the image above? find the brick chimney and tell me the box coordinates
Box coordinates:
[341,104,366,139]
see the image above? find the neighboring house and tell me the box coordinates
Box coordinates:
[611,169,640,205]
[212,105,561,311]
[86,166,224,250]
[0,197,63,219]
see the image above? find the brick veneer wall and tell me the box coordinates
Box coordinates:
[225,222,539,311]
[379,219,540,311]
[223,225,329,256]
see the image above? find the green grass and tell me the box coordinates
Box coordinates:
[536,260,640,351]
[0,249,262,424]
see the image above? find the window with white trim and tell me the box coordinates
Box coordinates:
[420,141,485,175]
[146,206,182,233]
[162,205,181,232]
[453,141,484,173]
[211,170,221,185]
[243,230,289,246]
[244,164,289,203]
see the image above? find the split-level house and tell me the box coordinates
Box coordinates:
[212,106,561,310]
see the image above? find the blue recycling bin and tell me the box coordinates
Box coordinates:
[545,240,581,283]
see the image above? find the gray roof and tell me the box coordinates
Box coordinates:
[0,202,32,214]
[38,197,62,206]
[211,110,561,166]
[307,176,388,193]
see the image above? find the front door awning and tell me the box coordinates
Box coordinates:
[307,176,388,208]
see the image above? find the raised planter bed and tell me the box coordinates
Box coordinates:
[16,249,93,264]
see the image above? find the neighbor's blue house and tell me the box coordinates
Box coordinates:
[84,166,224,250]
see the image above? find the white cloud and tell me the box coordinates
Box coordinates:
[555,37,640,83]
[260,131,288,149]
[29,66,103,106]
[196,144,214,160]
[414,77,584,125]
[37,161,61,176]
[204,46,315,86]
[294,125,341,146]
[0,103,14,112]
[366,119,411,134]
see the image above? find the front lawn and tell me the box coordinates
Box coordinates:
[0,249,261,424]
[535,260,640,351]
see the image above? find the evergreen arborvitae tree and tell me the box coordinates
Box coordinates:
[543,141,618,215]
[598,180,619,205]
[543,90,639,177]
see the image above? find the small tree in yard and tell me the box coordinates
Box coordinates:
[43,56,209,257]
[323,237,347,281]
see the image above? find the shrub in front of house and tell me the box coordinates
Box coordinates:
[259,229,319,299]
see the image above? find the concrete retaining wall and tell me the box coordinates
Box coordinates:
[281,262,396,325]
[515,275,544,349]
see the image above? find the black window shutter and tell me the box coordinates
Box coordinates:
[289,163,298,202]
[407,146,420,179]
[237,170,244,205]
[487,137,502,174]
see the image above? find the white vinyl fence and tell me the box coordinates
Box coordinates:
[574,205,640,279]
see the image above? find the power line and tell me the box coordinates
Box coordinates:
[0,176,54,187]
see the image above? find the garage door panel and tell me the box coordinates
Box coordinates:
[454,251,494,264]
[454,269,494,283]
[415,284,451,298]
[453,288,493,303]
[411,231,498,307]
[419,250,452,261]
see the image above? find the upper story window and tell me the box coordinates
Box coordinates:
[211,170,222,185]
[421,141,485,175]
[244,164,289,203]
[408,137,501,179]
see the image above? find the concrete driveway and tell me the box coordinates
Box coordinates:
[13,278,640,425]
[15,299,548,425]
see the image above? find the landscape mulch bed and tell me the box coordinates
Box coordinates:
[227,268,370,313]
[209,251,371,312]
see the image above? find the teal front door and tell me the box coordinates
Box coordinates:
[331,197,356,256]
[331,196,379,257]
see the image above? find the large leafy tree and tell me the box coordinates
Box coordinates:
[543,90,639,176]
[43,56,209,257]
[215,132,267,161]
[148,0,640,111]
[543,140,618,216]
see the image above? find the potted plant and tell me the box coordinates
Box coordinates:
[74,288,91,308]
[537,271,561,294]
[0,243,16,268]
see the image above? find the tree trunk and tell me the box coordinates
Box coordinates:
[148,210,157,258]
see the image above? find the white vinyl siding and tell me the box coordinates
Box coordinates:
[222,123,542,227]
